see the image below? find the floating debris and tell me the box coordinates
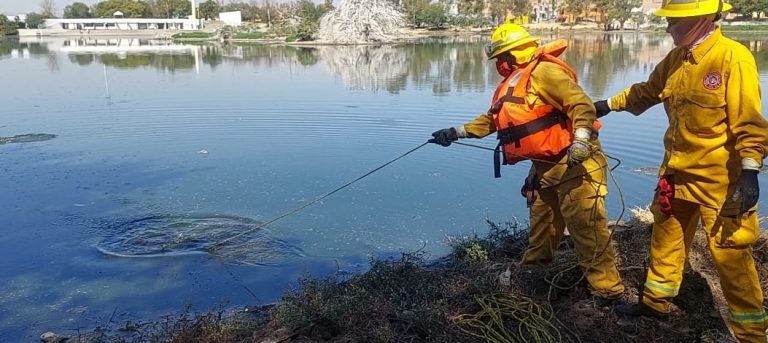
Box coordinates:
[97,214,304,266]
[632,166,659,176]
[0,133,57,145]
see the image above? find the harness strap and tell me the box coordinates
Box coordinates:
[494,142,503,178]
[493,110,567,178]
[496,110,567,148]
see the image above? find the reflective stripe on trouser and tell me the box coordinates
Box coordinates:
[522,155,624,297]
[643,198,767,342]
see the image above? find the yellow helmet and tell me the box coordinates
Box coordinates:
[654,0,732,17]
[485,23,540,60]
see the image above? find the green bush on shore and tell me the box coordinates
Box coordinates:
[722,24,768,31]
[172,32,213,39]
[233,31,266,39]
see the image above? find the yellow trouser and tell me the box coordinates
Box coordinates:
[644,198,767,343]
[522,156,625,298]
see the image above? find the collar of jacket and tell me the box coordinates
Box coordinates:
[688,26,721,64]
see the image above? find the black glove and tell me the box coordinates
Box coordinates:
[520,166,539,208]
[736,169,760,214]
[594,100,611,118]
[429,128,458,147]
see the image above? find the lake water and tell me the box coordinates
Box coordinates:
[1,32,767,340]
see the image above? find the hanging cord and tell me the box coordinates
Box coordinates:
[454,141,560,165]
[544,150,626,298]
[207,141,431,253]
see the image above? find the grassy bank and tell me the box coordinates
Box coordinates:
[171,31,214,40]
[74,209,768,342]
[722,24,768,32]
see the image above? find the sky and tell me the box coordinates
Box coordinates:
[0,0,99,16]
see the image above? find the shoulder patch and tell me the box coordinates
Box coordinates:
[703,71,722,90]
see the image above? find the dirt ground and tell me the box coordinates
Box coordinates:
[246,212,767,343]
[70,211,768,343]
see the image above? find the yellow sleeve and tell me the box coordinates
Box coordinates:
[726,54,768,166]
[608,53,673,115]
[462,113,496,138]
[531,62,596,131]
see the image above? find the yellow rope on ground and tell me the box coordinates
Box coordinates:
[454,292,579,343]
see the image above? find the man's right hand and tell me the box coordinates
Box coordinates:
[594,100,612,118]
[429,128,458,146]
[521,166,539,208]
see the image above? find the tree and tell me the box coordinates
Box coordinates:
[198,0,220,19]
[94,0,149,18]
[730,0,768,18]
[25,12,47,28]
[39,0,57,18]
[418,3,448,28]
[152,0,191,18]
[262,0,274,27]
[606,0,641,30]
[293,0,330,40]
[14,16,25,29]
[563,0,588,23]
[457,0,484,17]
[488,0,528,23]
[63,2,93,18]
[402,0,430,26]
[0,15,19,35]
[220,2,261,21]
[630,9,645,29]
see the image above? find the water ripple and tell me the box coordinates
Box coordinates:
[97,214,305,266]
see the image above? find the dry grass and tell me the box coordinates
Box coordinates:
[87,214,768,343]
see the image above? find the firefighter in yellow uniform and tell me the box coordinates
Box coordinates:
[594,0,768,341]
[430,24,624,299]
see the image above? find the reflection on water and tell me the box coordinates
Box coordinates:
[7,33,768,94]
[97,214,305,266]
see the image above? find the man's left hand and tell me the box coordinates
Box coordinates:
[736,169,760,214]
[567,138,592,167]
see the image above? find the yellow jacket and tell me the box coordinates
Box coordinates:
[459,61,600,188]
[609,27,768,208]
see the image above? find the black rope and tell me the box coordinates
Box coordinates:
[208,141,431,252]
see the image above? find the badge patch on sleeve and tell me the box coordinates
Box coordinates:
[703,71,722,90]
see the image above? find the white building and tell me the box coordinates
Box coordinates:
[42,18,197,31]
[218,11,242,27]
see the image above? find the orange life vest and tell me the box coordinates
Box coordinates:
[489,39,598,177]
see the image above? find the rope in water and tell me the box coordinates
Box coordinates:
[207,141,431,252]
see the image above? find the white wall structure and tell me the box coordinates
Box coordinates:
[43,18,197,31]
[218,11,242,27]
